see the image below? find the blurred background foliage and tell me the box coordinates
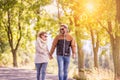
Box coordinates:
[0,0,120,80]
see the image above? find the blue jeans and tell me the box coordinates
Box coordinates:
[57,55,70,80]
[35,63,48,80]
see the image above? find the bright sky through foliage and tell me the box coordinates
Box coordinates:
[44,0,58,14]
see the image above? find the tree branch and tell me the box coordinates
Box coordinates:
[15,3,22,51]
[97,20,114,40]
[7,10,14,50]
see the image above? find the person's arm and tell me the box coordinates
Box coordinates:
[71,38,77,59]
[49,35,59,56]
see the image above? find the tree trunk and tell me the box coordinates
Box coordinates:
[75,29,85,79]
[90,28,99,68]
[7,10,18,67]
[12,50,18,67]
[94,48,98,68]
[78,45,84,70]
[5,7,22,67]
[115,37,120,79]
[116,0,120,23]
[78,45,85,79]
[74,11,85,79]
[111,37,120,80]
[107,21,120,80]
[114,0,120,79]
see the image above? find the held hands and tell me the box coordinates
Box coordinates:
[49,53,53,60]
[72,53,76,59]
[49,53,76,59]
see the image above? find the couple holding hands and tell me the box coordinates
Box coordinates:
[34,24,76,80]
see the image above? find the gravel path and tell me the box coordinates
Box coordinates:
[0,67,74,80]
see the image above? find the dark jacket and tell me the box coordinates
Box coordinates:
[50,33,76,56]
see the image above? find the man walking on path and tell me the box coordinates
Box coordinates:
[49,24,76,80]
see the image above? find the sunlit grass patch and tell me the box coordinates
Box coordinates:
[73,68,114,80]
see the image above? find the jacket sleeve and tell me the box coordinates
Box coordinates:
[71,38,77,54]
[50,35,59,55]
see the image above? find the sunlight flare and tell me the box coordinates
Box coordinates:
[86,3,94,13]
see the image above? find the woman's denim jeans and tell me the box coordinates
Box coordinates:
[35,63,48,80]
[57,55,70,80]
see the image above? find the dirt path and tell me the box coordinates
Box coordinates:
[0,67,74,80]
